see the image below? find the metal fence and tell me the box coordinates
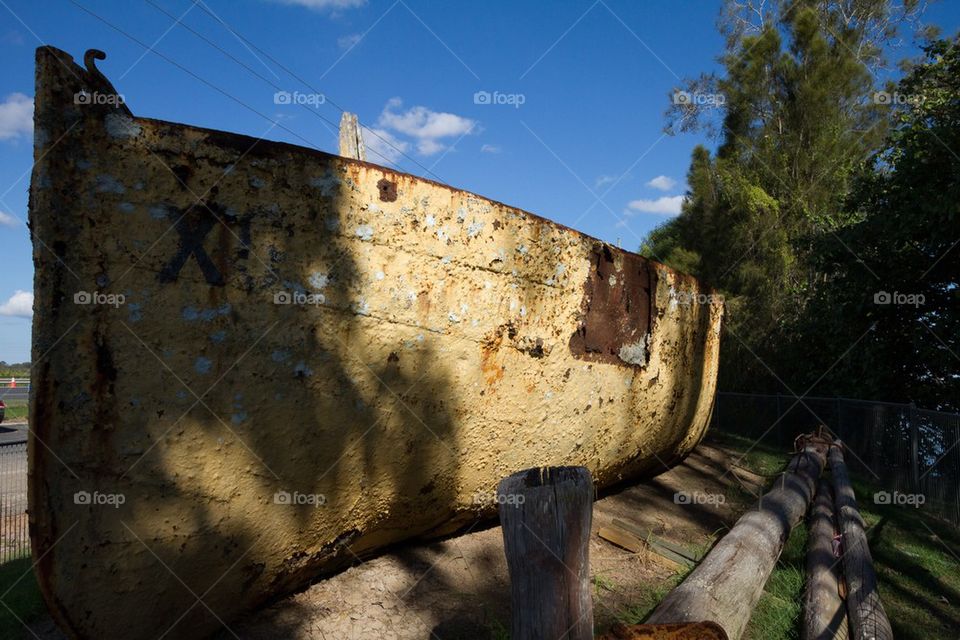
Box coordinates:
[713,392,960,525]
[0,440,29,563]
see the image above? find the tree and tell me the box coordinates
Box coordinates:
[644,0,929,392]
[788,37,960,410]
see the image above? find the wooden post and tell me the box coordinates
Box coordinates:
[829,443,893,640]
[909,403,920,492]
[498,466,594,640]
[802,478,848,640]
[338,112,366,161]
[646,440,828,639]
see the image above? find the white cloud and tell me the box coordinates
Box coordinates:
[376,97,478,156]
[646,175,677,191]
[0,290,32,318]
[0,93,33,141]
[626,195,686,216]
[416,138,445,155]
[0,211,19,227]
[274,0,366,10]
[362,126,408,165]
[480,144,500,154]
[337,33,362,50]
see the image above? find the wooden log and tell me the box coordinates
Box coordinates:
[498,466,594,640]
[829,444,893,640]
[646,441,828,639]
[802,478,848,640]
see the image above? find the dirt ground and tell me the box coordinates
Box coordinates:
[26,436,768,639]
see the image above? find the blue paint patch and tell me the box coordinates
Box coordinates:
[194,357,213,374]
[232,412,248,425]
[209,330,227,344]
[95,174,125,194]
[118,202,135,213]
[272,350,291,363]
[293,362,313,378]
[149,204,170,220]
[127,303,142,323]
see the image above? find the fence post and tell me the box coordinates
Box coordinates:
[498,466,594,640]
[909,403,919,493]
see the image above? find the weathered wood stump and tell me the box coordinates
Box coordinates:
[829,444,893,640]
[498,466,594,640]
[646,440,829,639]
[802,477,848,640]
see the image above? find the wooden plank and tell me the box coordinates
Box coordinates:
[598,525,645,553]
[498,466,594,640]
[612,518,698,566]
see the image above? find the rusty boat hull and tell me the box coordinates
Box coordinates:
[28,47,723,639]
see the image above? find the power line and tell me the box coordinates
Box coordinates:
[167,0,444,181]
[68,0,328,153]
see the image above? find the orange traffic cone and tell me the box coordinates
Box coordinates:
[9,377,15,388]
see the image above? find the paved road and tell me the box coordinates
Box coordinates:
[0,422,28,445]
[0,387,29,402]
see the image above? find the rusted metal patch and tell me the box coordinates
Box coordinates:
[569,244,656,367]
[377,178,397,202]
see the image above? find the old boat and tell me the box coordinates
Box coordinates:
[29,47,722,639]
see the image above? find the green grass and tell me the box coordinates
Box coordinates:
[665,430,960,639]
[592,573,616,595]
[614,568,691,625]
[1,398,27,421]
[744,524,807,639]
[0,557,45,639]
[706,429,789,477]
[851,477,960,639]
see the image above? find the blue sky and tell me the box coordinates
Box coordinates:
[0,0,958,363]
